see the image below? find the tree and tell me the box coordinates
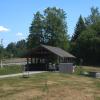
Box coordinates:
[16,39,26,50]
[0,39,8,67]
[76,28,97,64]
[70,15,86,64]
[16,39,27,57]
[71,26,100,65]
[27,7,69,50]
[6,40,27,58]
[6,42,17,57]
[70,7,100,65]
[71,15,86,42]
[91,21,100,36]
[44,7,69,50]
[85,7,100,25]
[27,11,44,48]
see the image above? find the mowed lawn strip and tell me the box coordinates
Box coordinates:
[0,72,100,100]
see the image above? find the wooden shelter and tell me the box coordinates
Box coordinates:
[23,45,75,71]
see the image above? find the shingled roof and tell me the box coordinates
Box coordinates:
[23,44,75,58]
[41,45,75,58]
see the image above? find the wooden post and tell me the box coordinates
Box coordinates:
[31,57,32,64]
[27,58,29,65]
[34,58,36,63]
[58,57,60,63]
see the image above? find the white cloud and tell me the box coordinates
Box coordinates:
[16,32,23,36]
[16,32,25,40]
[0,26,9,32]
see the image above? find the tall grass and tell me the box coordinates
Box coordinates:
[0,65,23,75]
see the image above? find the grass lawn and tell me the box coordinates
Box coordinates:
[83,66,100,72]
[0,65,23,75]
[74,66,100,75]
[0,72,100,100]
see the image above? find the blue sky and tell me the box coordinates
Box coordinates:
[0,0,100,47]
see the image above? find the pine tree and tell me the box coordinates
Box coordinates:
[71,15,86,42]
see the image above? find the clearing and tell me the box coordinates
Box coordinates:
[0,71,100,100]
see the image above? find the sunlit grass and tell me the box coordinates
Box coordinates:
[0,72,99,100]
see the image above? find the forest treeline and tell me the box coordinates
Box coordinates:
[0,7,100,65]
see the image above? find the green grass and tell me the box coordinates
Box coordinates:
[83,66,100,72]
[0,72,99,100]
[0,65,100,99]
[0,65,23,75]
[74,66,100,75]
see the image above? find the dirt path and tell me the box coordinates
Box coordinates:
[0,71,45,79]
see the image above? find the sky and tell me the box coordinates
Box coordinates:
[0,0,100,47]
